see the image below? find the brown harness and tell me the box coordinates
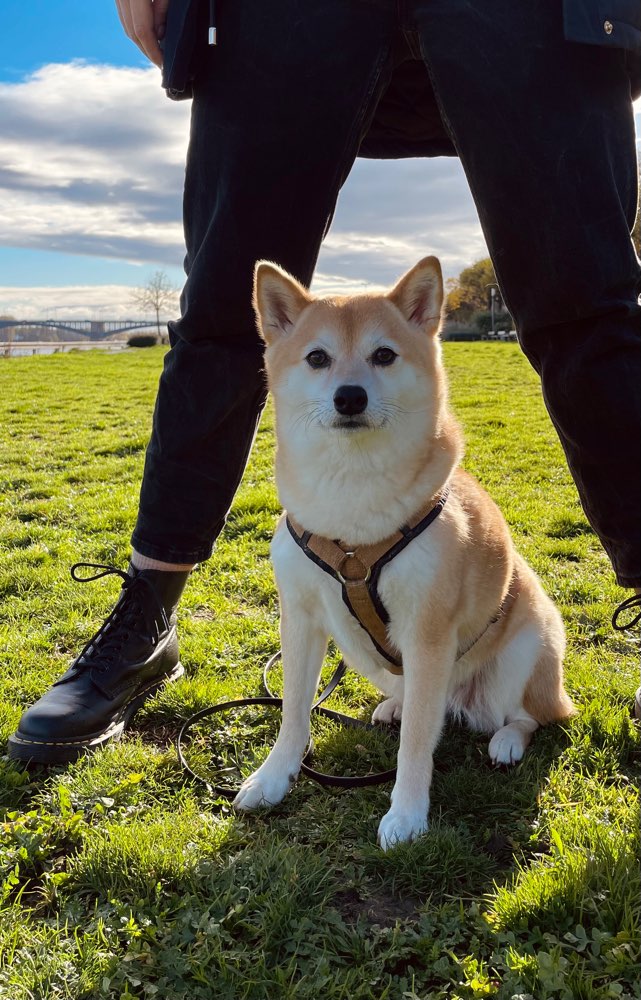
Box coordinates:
[286,492,449,673]
[287,488,514,672]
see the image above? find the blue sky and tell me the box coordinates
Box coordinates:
[1,1,141,79]
[1,4,638,320]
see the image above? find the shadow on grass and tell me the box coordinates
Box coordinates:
[1,680,636,997]
[141,697,580,906]
[2,692,635,932]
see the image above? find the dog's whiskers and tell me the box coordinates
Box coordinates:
[380,398,431,416]
[290,401,327,431]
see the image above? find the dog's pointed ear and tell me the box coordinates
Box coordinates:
[253,261,312,344]
[387,256,443,335]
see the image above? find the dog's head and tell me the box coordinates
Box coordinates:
[253,256,446,444]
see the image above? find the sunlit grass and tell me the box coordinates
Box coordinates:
[0,346,638,999]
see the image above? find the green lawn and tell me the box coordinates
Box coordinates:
[0,345,638,1000]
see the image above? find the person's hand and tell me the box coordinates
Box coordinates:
[115,0,170,69]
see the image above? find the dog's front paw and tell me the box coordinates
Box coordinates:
[233,765,296,810]
[372,696,403,724]
[377,808,428,851]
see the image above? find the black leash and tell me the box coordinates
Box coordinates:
[176,651,398,798]
[612,592,641,631]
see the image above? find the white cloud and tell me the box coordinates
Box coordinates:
[0,62,189,267]
[0,63,638,318]
[0,283,165,320]
[0,62,486,302]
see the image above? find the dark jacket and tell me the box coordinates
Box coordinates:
[162,0,641,159]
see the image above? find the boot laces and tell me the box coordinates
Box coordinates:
[70,563,170,672]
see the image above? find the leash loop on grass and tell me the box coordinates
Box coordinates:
[612,592,641,631]
[176,651,398,798]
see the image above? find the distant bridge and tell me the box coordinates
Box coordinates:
[0,319,160,341]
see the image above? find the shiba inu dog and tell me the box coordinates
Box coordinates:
[235,256,574,850]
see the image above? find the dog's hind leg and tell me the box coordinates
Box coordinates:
[372,695,404,724]
[486,617,572,766]
[371,671,404,724]
[483,625,542,766]
[234,608,327,810]
[489,714,539,765]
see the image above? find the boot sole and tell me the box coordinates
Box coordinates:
[6,663,184,765]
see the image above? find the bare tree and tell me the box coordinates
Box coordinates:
[0,314,17,357]
[131,271,179,343]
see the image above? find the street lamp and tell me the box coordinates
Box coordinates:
[485,283,500,337]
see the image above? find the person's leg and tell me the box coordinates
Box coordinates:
[411,0,641,589]
[132,0,398,566]
[8,0,398,763]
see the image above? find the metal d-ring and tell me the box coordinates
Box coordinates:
[336,551,371,586]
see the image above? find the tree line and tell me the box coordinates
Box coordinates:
[444,257,512,334]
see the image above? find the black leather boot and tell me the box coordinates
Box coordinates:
[8,563,191,764]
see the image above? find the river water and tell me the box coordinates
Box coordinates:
[1,343,129,357]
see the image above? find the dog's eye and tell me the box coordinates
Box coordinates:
[371,347,397,367]
[306,349,331,369]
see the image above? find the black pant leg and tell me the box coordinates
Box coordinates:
[413,0,641,586]
[132,0,396,563]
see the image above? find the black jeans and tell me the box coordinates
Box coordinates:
[131,0,641,588]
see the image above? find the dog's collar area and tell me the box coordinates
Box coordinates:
[287,490,450,671]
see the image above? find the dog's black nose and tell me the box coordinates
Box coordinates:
[333,384,368,415]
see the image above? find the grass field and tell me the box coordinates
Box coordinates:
[0,345,638,1000]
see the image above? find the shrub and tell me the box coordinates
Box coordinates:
[473,309,514,334]
[127,334,158,348]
